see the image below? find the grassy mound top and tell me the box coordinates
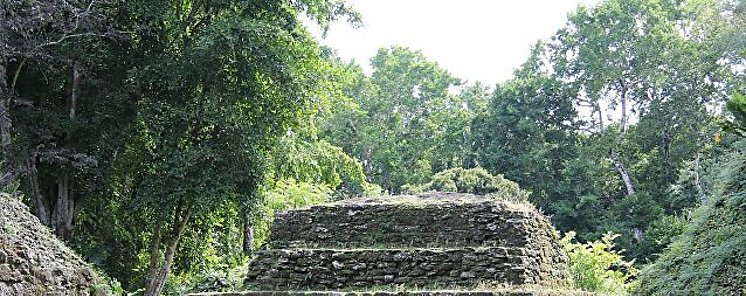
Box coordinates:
[309,192,533,212]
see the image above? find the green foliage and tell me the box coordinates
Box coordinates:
[641,214,688,256]
[321,46,480,193]
[402,167,530,200]
[467,0,736,263]
[633,125,746,296]
[634,187,746,294]
[471,64,579,208]
[161,261,249,295]
[561,232,637,295]
[721,92,746,137]
[605,192,665,259]
[253,179,333,249]
[268,133,380,200]
[90,270,125,296]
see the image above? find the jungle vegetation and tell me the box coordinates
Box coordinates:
[0,0,744,294]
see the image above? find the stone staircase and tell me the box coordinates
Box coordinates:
[195,193,593,296]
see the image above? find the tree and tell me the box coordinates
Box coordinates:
[543,0,733,254]
[2,0,362,294]
[127,2,359,293]
[471,55,579,210]
[0,0,114,237]
[322,47,477,192]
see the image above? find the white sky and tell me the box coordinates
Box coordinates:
[308,0,601,86]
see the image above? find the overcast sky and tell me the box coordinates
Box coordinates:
[307,0,601,86]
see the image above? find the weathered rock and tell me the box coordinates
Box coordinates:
[270,193,535,249]
[190,290,596,296]
[0,194,98,296]
[245,193,572,290]
[246,247,536,289]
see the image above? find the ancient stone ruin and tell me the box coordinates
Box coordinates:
[232,193,588,295]
[0,194,99,296]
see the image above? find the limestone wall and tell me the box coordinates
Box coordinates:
[191,290,596,296]
[246,193,572,290]
[247,247,532,289]
[269,195,531,248]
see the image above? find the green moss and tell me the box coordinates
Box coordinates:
[2,222,18,235]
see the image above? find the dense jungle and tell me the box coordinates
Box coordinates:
[1,0,745,295]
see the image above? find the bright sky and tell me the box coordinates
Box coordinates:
[308,0,601,86]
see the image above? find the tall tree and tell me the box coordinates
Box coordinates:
[5,0,361,294]
[0,0,113,237]
[545,0,732,250]
[471,53,580,215]
[323,46,475,192]
[126,2,358,294]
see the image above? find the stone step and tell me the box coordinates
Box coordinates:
[245,247,569,290]
[189,289,596,296]
[269,194,549,249]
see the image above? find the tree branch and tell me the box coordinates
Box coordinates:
[32,33,106,53]
[10,59,26,93]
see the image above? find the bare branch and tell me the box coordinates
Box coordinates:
[10,59,26,93]
[32,32,106,52]
[86,0,95,13]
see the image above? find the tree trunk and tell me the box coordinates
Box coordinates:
[612,80,640,243]
[243,212,254,255]
[151,231,182,296]
[0,60,9,147]
[609,80,635,196]
[611,80,635,196]
[595,101,604,131]
[619,82,629,133]
[633,228,643,243]
[611,150,636,196]
[0,98,11,169]
[0,57,15,187]
[144,208,191,296]
[145,224,162,295]
[51,173,75,238]
[26,153,51,225]
[68,66,80,119]
[47,64,81,239]
[0,58,6,92]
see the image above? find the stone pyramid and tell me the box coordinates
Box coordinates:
[234,193,585,295]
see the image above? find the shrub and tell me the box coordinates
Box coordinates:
[253,179,334,248]
[163,261,249,295]
[90,270,125,296]
[401,167,530,200]
[561,231,637,295]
